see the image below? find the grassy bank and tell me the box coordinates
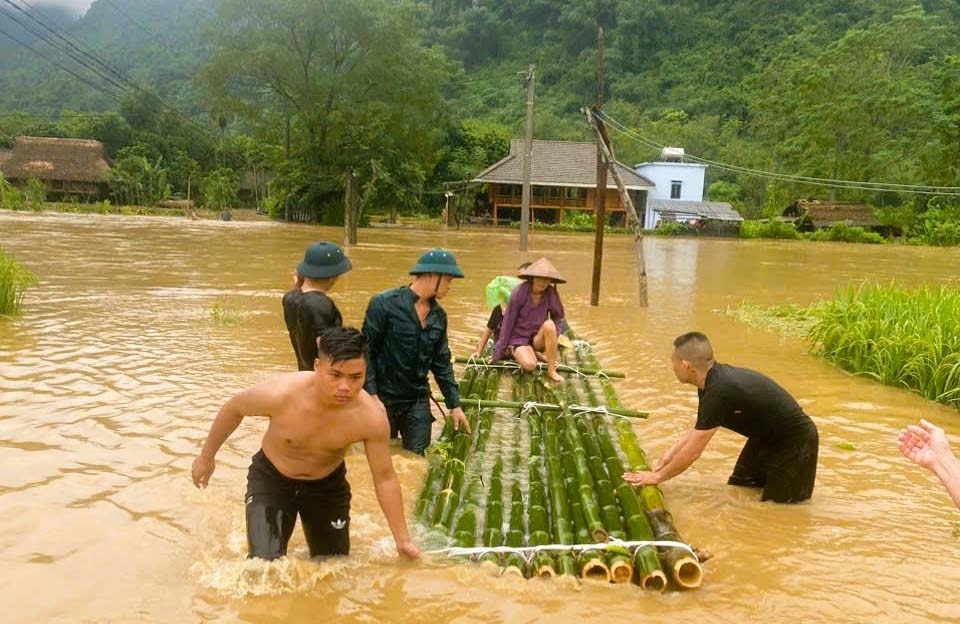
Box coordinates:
[0,247,37,316]
[731,283,960,408]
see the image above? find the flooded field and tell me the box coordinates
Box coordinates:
[2,210,959,622]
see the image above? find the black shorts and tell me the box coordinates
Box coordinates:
[727,427,819,503]
[245,449,351,560]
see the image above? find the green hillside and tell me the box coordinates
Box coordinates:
[1,0,959,221]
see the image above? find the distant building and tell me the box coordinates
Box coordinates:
[635,147,742,231]
[472,139,653,225]
[783,199,882,232]
[0,136,111,201]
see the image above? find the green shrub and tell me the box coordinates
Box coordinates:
[739,220,800,239]
[0,248,37,316]
[25,178,45,211]
[0,174,22,210]
[908,214,960,246]
[646,221,693,236]
[804,223,885,244]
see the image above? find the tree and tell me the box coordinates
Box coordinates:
[198,0,453,233]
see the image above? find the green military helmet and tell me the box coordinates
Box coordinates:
[297,241,352,279]
[408,248,464,278]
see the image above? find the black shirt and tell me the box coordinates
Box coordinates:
[361,286,460,409]
[486,306,504,342]
[282,288,342,371]
[695,363,816,450]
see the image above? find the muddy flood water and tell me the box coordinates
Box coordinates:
[2,210,960,623]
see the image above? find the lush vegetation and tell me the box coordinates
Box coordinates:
[0,247,37,316]
[731,283,960,409]
[809,283,960,408]
[3,0,960,230]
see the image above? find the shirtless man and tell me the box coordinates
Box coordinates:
[191,327,420,560]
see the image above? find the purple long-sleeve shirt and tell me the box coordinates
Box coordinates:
[492,280,565,361]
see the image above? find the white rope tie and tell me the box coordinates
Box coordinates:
[424,538,698,562]
[519,401,541,418]
[568,404,610,417]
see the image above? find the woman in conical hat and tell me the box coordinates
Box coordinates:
[492,257,567,382]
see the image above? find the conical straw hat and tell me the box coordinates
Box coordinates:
[517,257,566,283]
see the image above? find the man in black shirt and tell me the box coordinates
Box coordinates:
[624,332,818,503]
[282,242,352,371]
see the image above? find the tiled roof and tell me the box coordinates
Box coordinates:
[2,136,110,183]
[648,199,743,222]
[473,139,653,190]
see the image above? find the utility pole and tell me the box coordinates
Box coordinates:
[590,26,606,307]
[520,64,535,251]
[584,107,649,307]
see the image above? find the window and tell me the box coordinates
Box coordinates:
[670,180,682,199]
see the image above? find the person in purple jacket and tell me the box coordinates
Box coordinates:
[492,257,566,382]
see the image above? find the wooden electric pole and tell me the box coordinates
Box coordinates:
[584,107,649,307]
[590,26,606,307]
[520,64,535,251]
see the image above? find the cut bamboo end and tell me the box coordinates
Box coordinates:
[580,560,611,583]
[638,569,668,592]
[534,565,557,579]
[609,560,634,584]
[501,565,525,578]
[669,556,703,589]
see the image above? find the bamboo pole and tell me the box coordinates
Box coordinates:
[455,356,626,378]
[438,396,648,419]
[615,418,703,589]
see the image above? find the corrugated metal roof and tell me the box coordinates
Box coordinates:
[648,199,743,222]
[473,139,653,190]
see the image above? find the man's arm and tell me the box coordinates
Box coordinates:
[191,379,280,488]
[898,419,960,508]
[623,426,717,486]
[363,416,420,560]
[472,327,493,358]
[430,313,470,433]
[361,296,386,397]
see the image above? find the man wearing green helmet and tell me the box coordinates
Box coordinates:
[361,248,471,454]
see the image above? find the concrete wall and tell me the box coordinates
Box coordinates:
[634,162,706,201]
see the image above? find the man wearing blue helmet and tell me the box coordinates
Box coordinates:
[361,248,471,454]
[283,241,352,371]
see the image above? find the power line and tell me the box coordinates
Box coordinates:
[2,0,216,140]
[0,23,126,103]
[597,111,960,196]
[0,3,133,96]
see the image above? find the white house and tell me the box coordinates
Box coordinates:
[634,147,741,230]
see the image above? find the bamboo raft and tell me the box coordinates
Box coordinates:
[417,336,703,590]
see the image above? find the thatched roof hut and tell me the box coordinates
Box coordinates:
[784,199,881,231]
[2,136,111,200]
[2,136,110,183]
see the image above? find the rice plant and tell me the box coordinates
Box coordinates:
[0,248,37,316]
[209,302,241,325]
[807,282,960,408]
